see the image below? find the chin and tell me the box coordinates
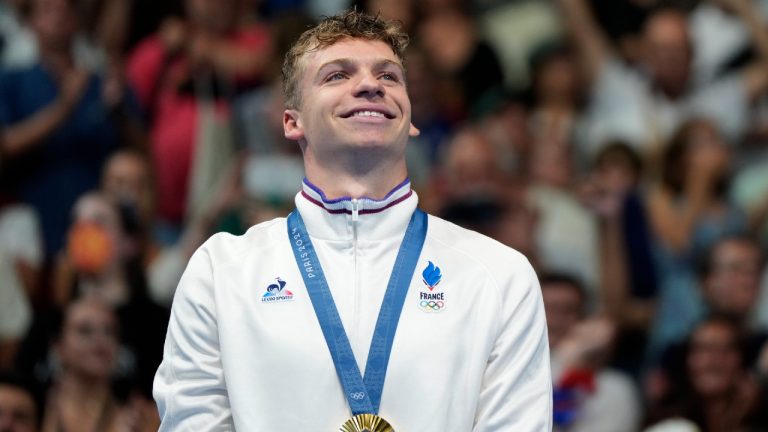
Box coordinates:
[341,135,402,151]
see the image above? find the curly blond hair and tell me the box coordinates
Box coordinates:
[281,9,409,109]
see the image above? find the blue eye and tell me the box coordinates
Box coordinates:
[381,73,398,81]
[327,72,346,81]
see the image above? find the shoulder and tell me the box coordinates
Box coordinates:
[0,65,39,89]
[426,214,536,284]
[200,217,287,265]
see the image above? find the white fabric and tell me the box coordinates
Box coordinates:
[0,4,105,71]
[582,58,748,156]
[0,205,42,266]
[0,205,40,340]
[643,418,700,432]
[154,180,552,431]
[479,0,562,87]
[147,247,187,307]
[528,185,599,306]
[0,251,31,340]
[0,3,36,68]
[689,2,768,86]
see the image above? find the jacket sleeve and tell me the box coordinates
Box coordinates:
[473,258,553,431]
[153,243,235,431]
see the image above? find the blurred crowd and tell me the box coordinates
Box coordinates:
[2,0,768,431]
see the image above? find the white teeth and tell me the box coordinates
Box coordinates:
[352,110,385,118]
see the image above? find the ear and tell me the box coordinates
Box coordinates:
[283,109,304,141]
[409,122,420,137]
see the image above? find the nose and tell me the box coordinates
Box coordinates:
[353,70,384,98]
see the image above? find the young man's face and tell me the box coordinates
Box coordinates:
[284,38,419,160]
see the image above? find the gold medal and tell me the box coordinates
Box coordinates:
[339,414,394,432]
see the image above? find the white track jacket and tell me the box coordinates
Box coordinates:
[154,179,552,431]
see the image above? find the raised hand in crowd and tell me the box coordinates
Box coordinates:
[0,64,89,159]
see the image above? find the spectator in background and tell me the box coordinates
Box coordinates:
[438,127,503,201]
[657,236,766,369]
[583,142,657,377]
[401,42,454,171]
[17,192,167,404]
[0,373,39,432]
[127,0,273,237]
[100,148,236,305]
[527,126,600,303]
[697,236,764,333]
[473,91,532,178]
[647,118,747,359]
[559,0,768,157]
[41,298,158,432]
[0,0,140,260]
[526,42,588,167]
[645,316,768,432]
[55,192,167,396]
[586,142,657,326]
[417,7,504,121]
[434,128,539,268]
[542,273,641,432]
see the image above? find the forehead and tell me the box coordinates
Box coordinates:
[644,12,689,44]
[692,322,735,344]
[713,239,760,260]
[107,153,148,175]
[300,38,402,78]
[66,301,114,326]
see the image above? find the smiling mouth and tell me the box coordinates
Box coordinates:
[341,109,395,119]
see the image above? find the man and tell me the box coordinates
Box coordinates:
[154,10,551,431]
[0,374,38,432]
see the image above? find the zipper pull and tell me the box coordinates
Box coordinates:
[351,198,360,222]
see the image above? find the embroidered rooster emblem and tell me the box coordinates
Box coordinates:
[263,277,293,297]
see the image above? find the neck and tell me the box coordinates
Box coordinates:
[57,371,110,402]
[704,393,738,431]
[303,152,408,200]
[39,48,74,75]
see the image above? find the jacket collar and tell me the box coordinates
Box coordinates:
[295,178,418,241]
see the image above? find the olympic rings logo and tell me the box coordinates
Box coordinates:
[419,300,445,311]
[350,392,366,400]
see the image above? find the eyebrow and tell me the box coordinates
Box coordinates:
[315,58,405,81]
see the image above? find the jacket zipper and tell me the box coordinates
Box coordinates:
[351,199,360,354]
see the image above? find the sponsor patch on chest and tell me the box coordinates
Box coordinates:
[261,277,294,303]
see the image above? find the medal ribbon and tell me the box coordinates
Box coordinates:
[287,208,427,415]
